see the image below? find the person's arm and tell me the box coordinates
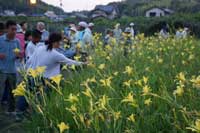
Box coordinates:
[54,51,83,66]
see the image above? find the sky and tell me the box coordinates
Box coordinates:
[42,0,122,12]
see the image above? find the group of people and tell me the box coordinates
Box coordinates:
[0,20,89,121]
[104,22,136,46]
[159,24,189,39]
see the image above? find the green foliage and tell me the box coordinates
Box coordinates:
[22,35,200,133]
[118,0,200,16]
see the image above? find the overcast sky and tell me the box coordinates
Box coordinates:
[42,0,122,12]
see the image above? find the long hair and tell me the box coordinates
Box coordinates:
[46,33,62,51]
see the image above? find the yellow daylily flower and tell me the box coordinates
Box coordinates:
[186,119,200,132]
[135,79,143,87]
[66,104,77,113]
[35,66,46,74]
[144,98,152,106]
[76,43,81,49]
[50,74,62,86]
[142,85,151,95]
[123,80,132,88]
[176,72,186,83]
[13,48,20,53]
[127,114,136,123]
[82,88,92,98]
[65,93,79,103]
[191,76,200,89]
[143,76,148,84]
[100,76,112,88]
[173,86,184,96]
[121,92,137,107]
[98,64,105,70]
[70,65,76,70]
[87,77,96,83]
[57,122,69,133]
[123,66,133,75]
[12,81,26,96]
[113,72,119,76]
[97,95,109,110]
[28,68,38,78]
[113,111,121,121]
[74,55,81,61]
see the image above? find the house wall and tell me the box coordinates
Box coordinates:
[146,8,165,17]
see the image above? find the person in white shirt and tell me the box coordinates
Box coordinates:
[25,30,43,61]
[113,23,122,43]
[27,33,85,79]
[130,22,135,38]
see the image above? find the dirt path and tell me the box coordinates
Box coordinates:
[0,108,25,133]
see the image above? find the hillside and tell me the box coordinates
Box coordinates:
[111,0,200,16]
[0,0,64,15]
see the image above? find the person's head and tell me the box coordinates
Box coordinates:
[124,27,131,35]
[106,29,113,36]
[130,23,135,27]
[115,23,120,29]
[77,21,88,31]
[6,20,17,39]
[37,22,45,31]
[47,33,62,51]
[70,27,77,35]
[88,23,94,30]
[25,30,32,41]
[32,29,42,43]
[20,21,28,32]
[0,22,5,36]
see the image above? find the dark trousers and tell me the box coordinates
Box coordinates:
[0,73,16,111]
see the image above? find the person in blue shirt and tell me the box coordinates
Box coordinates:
[0,20,22,113]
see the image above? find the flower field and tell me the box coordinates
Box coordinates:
[15,34,200,132]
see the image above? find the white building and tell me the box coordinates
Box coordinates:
[44,11,57,19]
[145,7,174,17]
[4,10,15,16]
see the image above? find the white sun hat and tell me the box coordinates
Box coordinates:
[130,22,135,26]
[70,27,77,32]
[88,22,94,27]
[78,21,88,28]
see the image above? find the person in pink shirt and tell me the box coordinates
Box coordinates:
[16,24,25,58]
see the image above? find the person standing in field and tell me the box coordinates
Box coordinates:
[26,33,86,79]
[130,22,135,38]
[20,21,28,34]
[0,20,22,114]
[25,30,43,61]
[37,22,49,42]
[113,23,122,43]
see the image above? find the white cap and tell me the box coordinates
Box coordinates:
[88,23,94,27]
[70,27,77,32]
[78,21,88,28]
[130,23,135,26]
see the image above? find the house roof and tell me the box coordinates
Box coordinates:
[145,7,174,14]
[94,5,116,14]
